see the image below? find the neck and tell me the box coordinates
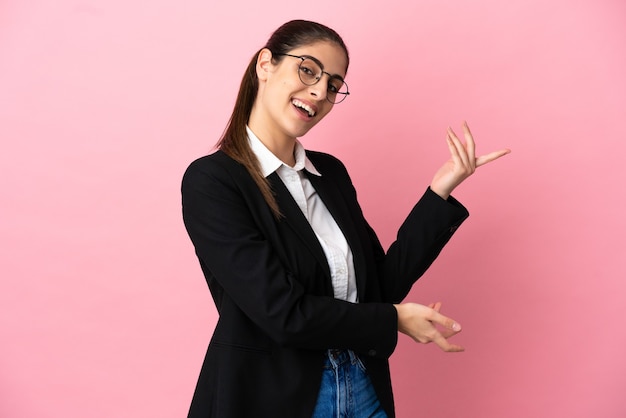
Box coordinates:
[248,112,296,167]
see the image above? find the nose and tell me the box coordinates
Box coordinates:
[307,77,328,102]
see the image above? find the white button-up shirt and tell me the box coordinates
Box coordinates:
[247,127,358,303]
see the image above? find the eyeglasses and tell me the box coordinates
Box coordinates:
[274,53,350,104]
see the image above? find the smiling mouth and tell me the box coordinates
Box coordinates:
[292,99,316,117]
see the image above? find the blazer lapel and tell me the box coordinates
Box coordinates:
[304,171,369,299]
[267,172,332,280]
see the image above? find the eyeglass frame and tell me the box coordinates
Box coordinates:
[273,53,350,104]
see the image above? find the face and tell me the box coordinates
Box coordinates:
[250,41,348,144]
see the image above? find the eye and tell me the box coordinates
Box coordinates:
[299,65,316,76]
[328,78,343,94]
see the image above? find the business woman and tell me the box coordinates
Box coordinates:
[182,19,509,418]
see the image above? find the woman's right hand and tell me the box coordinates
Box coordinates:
[394,302,464,352]
[429,121,511,200]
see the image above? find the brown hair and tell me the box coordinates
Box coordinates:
[216,20,349,218]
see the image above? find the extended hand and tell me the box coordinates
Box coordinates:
[394,302,464,352]
[430,121,510,199]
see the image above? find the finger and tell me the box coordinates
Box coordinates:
[439,326,462,339]
[445,134,463,166]
[447,128,470,168]
[427,302,442,311]
[475,148,511,167]
[463,121,476,170]
[432,332,465,353]
[429,310,462,333]
[432,304,461,338]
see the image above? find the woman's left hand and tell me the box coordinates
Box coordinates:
[394,301,464,352]
[430,121,510,200]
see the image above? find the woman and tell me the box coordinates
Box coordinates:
[182,19,509,418]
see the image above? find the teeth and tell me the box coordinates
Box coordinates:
[292,99,316,117]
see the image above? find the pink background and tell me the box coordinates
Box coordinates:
[1,0,625,417]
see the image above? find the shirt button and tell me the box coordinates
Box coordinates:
[368,349,377,357]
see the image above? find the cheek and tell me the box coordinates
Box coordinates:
[273,78,297,98]
[319,104,334,118]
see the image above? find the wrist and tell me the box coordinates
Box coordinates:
[393,304,408,334]
[429,184,450,200]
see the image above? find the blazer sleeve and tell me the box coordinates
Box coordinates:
[315,153,470,304]
[182,155,398,358]
[374,188,469,302]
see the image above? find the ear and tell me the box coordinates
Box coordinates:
[256,48,274,82]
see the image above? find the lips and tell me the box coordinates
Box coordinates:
[292,99,317,117]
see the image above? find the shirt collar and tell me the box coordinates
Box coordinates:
[246,126,322,178]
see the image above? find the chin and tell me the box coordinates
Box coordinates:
[295,127,316,139]
[298,120,323,137]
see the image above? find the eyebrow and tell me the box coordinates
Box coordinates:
[301,54,346,82]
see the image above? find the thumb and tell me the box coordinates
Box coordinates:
[475,149,511,167]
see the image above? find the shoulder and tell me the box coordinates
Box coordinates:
[305,150,358,198]
[305,150,350,177]
[184,150,239,175]
[183,150,248,179]
[182,151,249,193]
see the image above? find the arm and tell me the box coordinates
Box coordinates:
[307,152,469,304]
[394,122,510,351]
[369,123,509,302]
[375,187,469,302]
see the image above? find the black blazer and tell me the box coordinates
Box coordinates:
[182,149,468,418]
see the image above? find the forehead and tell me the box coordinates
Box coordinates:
[288,41,348,77]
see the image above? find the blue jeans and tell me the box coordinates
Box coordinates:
[311,349,388,418]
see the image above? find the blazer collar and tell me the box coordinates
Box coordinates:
[247,126,321,177]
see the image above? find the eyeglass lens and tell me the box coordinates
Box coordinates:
[298,58,348,103]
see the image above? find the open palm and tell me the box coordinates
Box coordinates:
[430,121,510,199]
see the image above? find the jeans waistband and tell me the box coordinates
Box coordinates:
[324,349,360,369]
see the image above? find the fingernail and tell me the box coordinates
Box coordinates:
[452,323,461,331]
